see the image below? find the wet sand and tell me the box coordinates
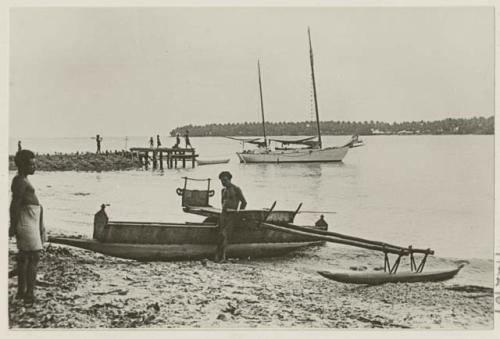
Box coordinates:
[8,240,493,329]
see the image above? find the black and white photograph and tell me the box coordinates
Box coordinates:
[3,2,497,332]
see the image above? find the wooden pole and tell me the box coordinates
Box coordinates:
[308,27,322,149]
[260,222,403,255]
[257,60,268,147]
[282,222,433,255]
[159,151,163,170]
[144,152,149,170]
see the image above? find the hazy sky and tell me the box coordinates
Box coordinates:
[9,7,494,138]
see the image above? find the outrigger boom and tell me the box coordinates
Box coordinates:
[254,201,434,275]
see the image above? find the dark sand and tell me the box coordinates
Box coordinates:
[8,240,493,329]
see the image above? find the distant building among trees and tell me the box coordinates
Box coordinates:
[170,116,494,137]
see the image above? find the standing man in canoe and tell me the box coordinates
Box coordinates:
[9,150,46,304]
[216,171,247,262]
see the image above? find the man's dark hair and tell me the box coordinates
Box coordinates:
[14,149,35,169]
[219,171,232,180]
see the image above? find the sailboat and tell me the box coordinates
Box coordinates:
[235,28,363,164]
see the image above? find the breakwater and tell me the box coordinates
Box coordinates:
[8,151,142,172]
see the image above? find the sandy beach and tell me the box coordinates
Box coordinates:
[8,236,493,329]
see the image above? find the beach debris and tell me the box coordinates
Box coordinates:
[92,289,128,296]
[222,301,241,316]
[349,266,367,271]
[444,285,492,294]
[35,279,54,287]
[147,302,160,312]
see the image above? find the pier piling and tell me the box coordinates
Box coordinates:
[129,147,198,170]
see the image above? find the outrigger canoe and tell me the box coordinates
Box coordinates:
[49,178,324,261]
[50,177,456,283]
[318,265,464,285]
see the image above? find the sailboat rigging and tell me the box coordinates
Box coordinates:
[233,28,363,163]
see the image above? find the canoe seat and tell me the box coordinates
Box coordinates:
[176,188,215,207]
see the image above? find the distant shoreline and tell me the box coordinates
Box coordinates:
[171,116,494,137]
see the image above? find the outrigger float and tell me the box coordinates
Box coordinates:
[49,177,462,284]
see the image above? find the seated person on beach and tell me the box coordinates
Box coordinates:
[215,171,247,262]
[315,215,328,230]
[9,149,46,304]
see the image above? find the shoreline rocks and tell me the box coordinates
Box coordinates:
[9,151,142,172]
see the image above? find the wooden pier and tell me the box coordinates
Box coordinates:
[129,147,198,169]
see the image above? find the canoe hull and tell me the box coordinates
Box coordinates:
[49,237,323,261]
[196,158,230,166]
[318,266,463,285]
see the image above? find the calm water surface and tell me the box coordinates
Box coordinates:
[8,135,494,262]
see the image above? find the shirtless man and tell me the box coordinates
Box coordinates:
[215,171,247,262]
[95,134,103,154]
[184,130,192,148]
[9,150,46,304]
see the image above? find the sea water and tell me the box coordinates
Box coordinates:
[7,135,494,286]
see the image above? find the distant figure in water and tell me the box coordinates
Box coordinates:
[17,140,22,152]
[149,137,154,148]
[95,134,103,154]
[156,135,162,148]
[315,215,328,230]
[215,171,247,263]
[173,133,181,148]
[184,130,192,148]
[10,149,46,304]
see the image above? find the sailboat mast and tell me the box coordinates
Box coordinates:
[308,27,322,149]
[257,60,267,146]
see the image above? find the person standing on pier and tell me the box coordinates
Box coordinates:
[9,150,46,304]
[149,137,154,148]
[95,134,103,154]
[216,171,247,263]
[156,135,162,148]
[184,130,192,148]
[17,140,22,152]
[173,133,181,148]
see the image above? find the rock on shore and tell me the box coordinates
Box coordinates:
[9,152,141,172]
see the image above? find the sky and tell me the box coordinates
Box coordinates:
[9,7,494,138]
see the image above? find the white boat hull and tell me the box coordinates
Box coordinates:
[237,146,349,163]
[196,158,230,166]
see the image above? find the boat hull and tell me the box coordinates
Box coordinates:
[237,146,349,163]
[318,266,463,285]
[49,237,323,261]
[96,218,317,245]
[196,158,230,166]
